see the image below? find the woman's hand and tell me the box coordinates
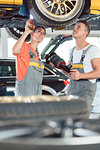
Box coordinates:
[25,20,34,34]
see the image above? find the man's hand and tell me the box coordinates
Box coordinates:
[69,69,81,80]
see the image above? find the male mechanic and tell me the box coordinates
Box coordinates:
[65,20,100,111]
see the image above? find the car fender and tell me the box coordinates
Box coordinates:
[42,85,58,96]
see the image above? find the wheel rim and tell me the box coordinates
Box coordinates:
[35,0,84,22]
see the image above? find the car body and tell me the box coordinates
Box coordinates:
[0,58,69,96]
[0,0,100,41]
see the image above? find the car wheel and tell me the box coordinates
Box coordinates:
[6,28,31,42]
[26,0,85,28]
[42,85,58,96]
[42,91,52,95]
[0,95,89,120]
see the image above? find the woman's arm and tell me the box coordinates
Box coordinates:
[12,20,33,54]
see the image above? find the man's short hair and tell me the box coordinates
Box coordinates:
[33,26,46,35]
[77,20,90,36]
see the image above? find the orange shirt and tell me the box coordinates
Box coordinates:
[14,42,38,81]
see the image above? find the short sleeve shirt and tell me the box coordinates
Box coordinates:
[13,42,36,81]
[69,44,100,83]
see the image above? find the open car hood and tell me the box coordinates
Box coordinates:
[41,35,72,60]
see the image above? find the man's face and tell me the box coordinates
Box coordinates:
[72,22,88,39]
[31,28,46,43]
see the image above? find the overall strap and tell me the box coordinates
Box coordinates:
[80,44,93,63]
[70,47,75,63]
[28,46,43,67]
[70,45,94,63]
[28,46,36,58]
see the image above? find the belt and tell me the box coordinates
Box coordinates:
[29,62,44,69]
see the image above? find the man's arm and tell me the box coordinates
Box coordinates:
[12,20,33,54]
[61,60,71,76]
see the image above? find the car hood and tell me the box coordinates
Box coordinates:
[41,34,72,60]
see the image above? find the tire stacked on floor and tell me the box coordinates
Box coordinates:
[0,95,89,120]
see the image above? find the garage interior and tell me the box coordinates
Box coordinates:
[0,17,100,150]
[0,18,100,91]
[0,17,100,117]
[0,0,100,149]
[0,21,100,58]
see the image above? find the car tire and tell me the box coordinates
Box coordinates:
[26,0,85,28]
[6,28,31,42]
[42,91,52,95]
[42,85,58,96]
[0,95,89,120]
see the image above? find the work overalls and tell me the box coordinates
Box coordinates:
[15,47,44,96]
[67,45,97,110]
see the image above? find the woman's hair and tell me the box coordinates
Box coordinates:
[33,26,46,35]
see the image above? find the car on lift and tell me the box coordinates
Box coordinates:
[0,34,72,96]
[0,0,100,41]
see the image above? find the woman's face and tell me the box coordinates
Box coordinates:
[31,28,46,43]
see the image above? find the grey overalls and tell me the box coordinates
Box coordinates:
[15,47,44,96]
[67,45,97,110]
